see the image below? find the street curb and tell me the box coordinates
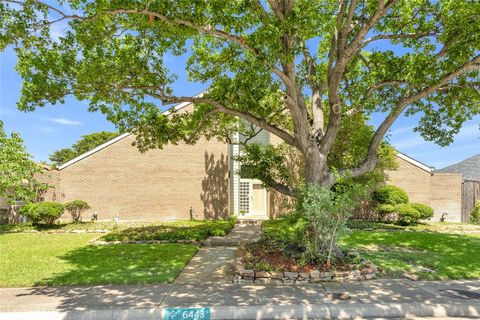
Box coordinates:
[1,302,480,319]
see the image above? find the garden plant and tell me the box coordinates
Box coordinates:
[64,200,91,223]
[21,202,65,226]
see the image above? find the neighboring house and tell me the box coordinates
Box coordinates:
[41,101,269,221]
[35,101,468,223]
[385,153,463,222]
[437,154,480,180]
[437,154,480,221]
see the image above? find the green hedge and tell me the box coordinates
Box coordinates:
[101,217,237,242]
[373,185,409,206]
[261,217,300,243]
[411,203,434,220]
[394,203,420,225]
[21,202,64,225]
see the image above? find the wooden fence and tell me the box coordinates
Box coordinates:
[462,179,480,222]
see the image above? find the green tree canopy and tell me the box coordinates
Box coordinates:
[49,131,119,166]
[0,121,45,204]
[1,0,479,195]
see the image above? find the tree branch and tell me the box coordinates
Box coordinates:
[155,95,298,147]
[267,0,285,20]
[104,8,293,90]
[344,0,398,58]
[7,1,293,88]
[268,180,298,197]
[344,55,480,177]
[363,31,439,46]
[345,80,410,116]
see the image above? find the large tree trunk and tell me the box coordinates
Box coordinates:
[304,145,334,188]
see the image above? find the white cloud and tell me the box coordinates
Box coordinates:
[49,117,82,126]
[392,136,429,150]
[34,126,57,133]
[389,125,415,135]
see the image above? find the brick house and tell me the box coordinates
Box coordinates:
[36,101,464,222]
[385,153,462,222]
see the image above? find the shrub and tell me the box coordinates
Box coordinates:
[261,216,299,244]
[394,203,420,225]
[294,184,362,266]
[378,204,395,213]
[373,185,409,206]
[64,200,90,222]
[411,203,434,220]
[471,201,480,225]
[22,202,64,225]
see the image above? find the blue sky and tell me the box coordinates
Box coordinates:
[1,44,479,169]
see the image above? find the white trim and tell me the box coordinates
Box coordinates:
[396,152,433,173]
[58,98,200,170]
[231,132,241,216]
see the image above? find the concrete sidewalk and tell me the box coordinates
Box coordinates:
[1,279,479,319]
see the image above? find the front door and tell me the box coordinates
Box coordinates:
[238,179,268,219]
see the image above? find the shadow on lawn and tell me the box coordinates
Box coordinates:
[346,230,480,279]
[35,243,198,287]
[101,220,235,242]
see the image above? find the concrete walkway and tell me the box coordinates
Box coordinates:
[173,224,262,284]
[202,224,261,247]
[174,247,237,284]
[0,280,480,319]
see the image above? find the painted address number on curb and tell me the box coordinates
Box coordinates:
[163,308,211,320]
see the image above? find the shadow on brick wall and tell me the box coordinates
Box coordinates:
[201,152,229,219]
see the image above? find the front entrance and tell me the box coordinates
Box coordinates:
[238,179,268,219]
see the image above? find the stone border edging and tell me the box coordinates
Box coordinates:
[233,256,378,283]
[1,302,479,320]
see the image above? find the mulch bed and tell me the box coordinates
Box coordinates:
[238,241,362,273]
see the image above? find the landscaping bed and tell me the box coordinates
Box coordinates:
[234,241,377,284]
[100,218,236,242]
[261,218,480,281]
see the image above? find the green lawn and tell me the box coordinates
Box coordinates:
[262,218,480,280]
[0,233,197,287]
[342,230,480,280]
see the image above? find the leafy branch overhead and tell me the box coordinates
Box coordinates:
[1,0,479,194]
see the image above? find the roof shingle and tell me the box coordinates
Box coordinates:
[437,154,480,180]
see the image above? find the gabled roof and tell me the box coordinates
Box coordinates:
[437,154,480,180]
[395,152,433,173]
[58,100,196,170]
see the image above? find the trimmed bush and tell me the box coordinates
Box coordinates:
[22,202,64,225]
[261,216,299,244]
[394,203,420,225]
[411,203,434,220]
[378,204,395,213]
[471,201,480,225]
[64,200,90,222]
[373,185,409,206]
